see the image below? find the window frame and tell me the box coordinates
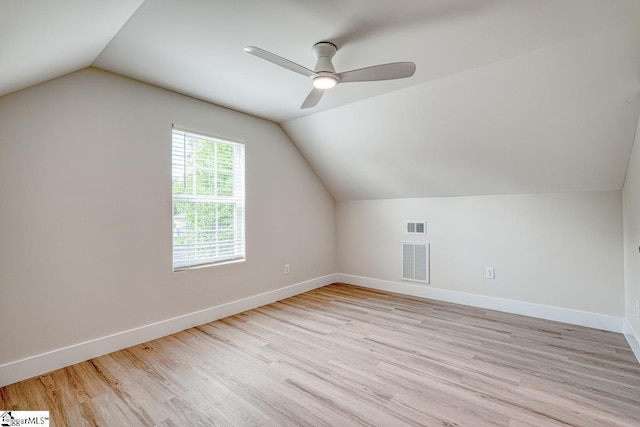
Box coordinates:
[171,127,246,271]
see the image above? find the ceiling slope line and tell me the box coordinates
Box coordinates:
[621,111,640,190]
[90,0,146,66]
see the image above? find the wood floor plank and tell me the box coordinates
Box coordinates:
[2,283,639,426]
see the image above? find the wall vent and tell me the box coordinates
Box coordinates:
[402,242,429,283]
[406,221,426,235]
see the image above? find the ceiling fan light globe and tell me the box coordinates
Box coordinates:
[312,76,337,89]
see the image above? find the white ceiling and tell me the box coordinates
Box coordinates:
[0,0,143,97]
[2,0,640,201]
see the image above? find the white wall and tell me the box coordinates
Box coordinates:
[0,68,335,366]
[0,66,633,377]
[337,191,624,316]
[623,118,640,338]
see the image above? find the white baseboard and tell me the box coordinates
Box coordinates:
[0,274,337,388]
[338,274,624,334]
[623,320,640,364]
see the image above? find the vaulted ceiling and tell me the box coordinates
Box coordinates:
[2,0,640,201]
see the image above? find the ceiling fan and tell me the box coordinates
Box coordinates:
[244,42,416,109]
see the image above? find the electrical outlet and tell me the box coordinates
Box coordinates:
[637,299,640,318]
[485,267,495,279]
[284,264,290,274]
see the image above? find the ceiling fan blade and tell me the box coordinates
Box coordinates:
[244,46,316,78]
[338,62,416,83]
[301,87,324,109]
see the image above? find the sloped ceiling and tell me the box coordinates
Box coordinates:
[284,23,640,200]
[0,0,143,97]
[2,0,640,201]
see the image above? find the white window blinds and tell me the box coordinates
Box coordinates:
[172,128,245,270]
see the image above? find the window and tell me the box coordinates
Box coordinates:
[172,128,245,270]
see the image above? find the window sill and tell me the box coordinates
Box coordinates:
[173,257,245,272]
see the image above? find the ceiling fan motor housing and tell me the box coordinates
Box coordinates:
[312,42,337,73]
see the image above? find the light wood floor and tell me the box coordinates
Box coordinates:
[2,284,640,426]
